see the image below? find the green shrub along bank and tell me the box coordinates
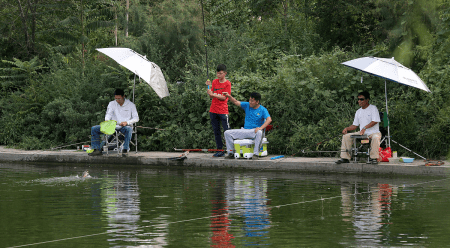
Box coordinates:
[2,46,450,160]
[2,0,450,159]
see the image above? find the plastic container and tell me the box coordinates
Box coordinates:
[392,151,397,158]
[234,139,254,156]
[388,157,400,163]
[401,157,415,163]
[233,138,269,158]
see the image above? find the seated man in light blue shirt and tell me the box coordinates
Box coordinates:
[223,92,272,159]
[89,89,139,157]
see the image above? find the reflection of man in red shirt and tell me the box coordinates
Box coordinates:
[206,64,231,157]
[210,179,234,247]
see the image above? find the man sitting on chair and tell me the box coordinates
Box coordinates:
[336,91,381,164]
[223,92,272,159]
[89,89,139,157]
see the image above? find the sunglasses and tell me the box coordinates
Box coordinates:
[358,98,365,101]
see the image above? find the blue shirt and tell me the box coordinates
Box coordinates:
[241,102,271,129]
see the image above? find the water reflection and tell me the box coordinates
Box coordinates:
[210,178,235,248]
[341,183,396,246]
[102,171,168,247]
[226,176,271,246]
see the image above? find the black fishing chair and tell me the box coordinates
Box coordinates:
[350,134,371,163]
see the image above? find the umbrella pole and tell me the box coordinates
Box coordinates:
[133,74,137,153]
[385,80,391,148]
[133,74,135,103]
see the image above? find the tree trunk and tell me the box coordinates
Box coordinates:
[126,0,129,37]
[16,0,31,55]
[115,8,118,46]
[81,0,85,69]
[26,0,37,52]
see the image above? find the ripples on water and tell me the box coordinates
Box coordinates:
[1,163,450,247]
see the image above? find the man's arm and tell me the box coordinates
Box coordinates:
[206,79,227,100]
[223,92,240,107]
[255,117,272,133]
[342,125,358,134]
[119,103,139,127]
[127,104,139,126]
[207,89,227,100]
[359,121,378,135]
[105,102,114,121]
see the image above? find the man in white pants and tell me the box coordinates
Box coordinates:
[336,91,381,164]
[222,92,272,159]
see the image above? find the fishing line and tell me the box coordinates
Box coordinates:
[9,177,450,248]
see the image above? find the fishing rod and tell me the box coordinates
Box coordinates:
[174,148,232,152]
[50,140,91,150]
[136,126,165,131]
[302,150,349,153]
[200,0,209,89]
[390,139,426,160]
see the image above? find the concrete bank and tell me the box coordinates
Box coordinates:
[0,146,448,176]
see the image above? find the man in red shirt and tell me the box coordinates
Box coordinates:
[206,64,231,157]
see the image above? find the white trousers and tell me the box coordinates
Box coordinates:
[224,128,263,155]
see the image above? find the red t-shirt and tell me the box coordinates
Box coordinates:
[209,79,231,114]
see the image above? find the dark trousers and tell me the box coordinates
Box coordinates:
[210,112,229,149]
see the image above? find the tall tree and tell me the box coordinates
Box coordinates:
[311,0,381,49]
[51,0,115,64]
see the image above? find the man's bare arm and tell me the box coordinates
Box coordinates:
[223,92,240,107]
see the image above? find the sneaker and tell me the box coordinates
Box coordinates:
[367,158,378,164]
[224,153,235,159]
[335,158,349,164]
[88,149,103,156]
[213,151,225,157]
[122,150,129,157]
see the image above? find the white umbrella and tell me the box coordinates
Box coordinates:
[341,56,431,149]
[96,47,170,99]
[342,56,430,92]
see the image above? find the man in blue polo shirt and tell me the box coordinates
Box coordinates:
[223,92,272,159]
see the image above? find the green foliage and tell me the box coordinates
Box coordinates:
[1,0,450,160]
[312,0,381,50]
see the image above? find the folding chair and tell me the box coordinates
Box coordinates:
[104,124,137,156]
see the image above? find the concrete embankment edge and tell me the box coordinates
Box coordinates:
[0,149,448,176]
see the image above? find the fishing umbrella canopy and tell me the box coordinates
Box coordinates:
[341,56,431,148]
[96,48,170,99]
[342,56,431,92]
